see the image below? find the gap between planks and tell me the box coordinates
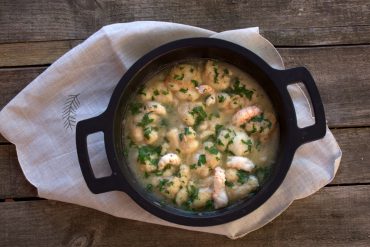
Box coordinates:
[0,0,370,46]
[0,185,369,246]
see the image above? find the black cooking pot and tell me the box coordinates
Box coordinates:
[76,38,326,226]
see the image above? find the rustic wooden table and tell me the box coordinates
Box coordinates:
[0,1,369,246]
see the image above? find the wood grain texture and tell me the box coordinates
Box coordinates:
[279,45,370,127]
[0,145,37,198]
[0,0,369,46]
[0,128,368,199]
[0,185,369,246]
[1,45,369,126]
[0,40,80,67]
[0,67,46,110]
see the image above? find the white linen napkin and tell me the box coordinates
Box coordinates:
[0,21,342,239]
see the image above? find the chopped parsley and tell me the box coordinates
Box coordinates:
[191,79,199,87]
[138,86,146,96]
[178,133,184,141]
[208,112,220,120]
[137,145,162,166]
[146,184,153,192]
[215,124,224,137]
[174,74,184,80]
[205,199,215,210]
[224,78,254,100]
[143,126,154,140]
[129,102,143,115]
[213,66,219,83]
[223,68,229,75]
[184,127,192,135]
[189,164,197,169]
[189,106,207,128]
[185,185,199,207]
[179,88,188,93]
[197,154,207,166]
[153,89,160,96]
[225,181,234,188]
[157,179,169,192]
[237,170,249,184]
[241,139,253,153]
[137,112,154,128]
[217,94,226,103]
[251,113,273,129]
[205,145,219,155]
[161,89,169,95]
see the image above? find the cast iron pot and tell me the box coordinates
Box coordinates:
[76,38,326,226]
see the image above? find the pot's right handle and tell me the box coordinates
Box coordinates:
[76,114,120,194]
[277,67,326,145]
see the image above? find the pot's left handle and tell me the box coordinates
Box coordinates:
[76,114,119,194]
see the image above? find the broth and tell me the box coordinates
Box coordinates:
[122,59,279,211]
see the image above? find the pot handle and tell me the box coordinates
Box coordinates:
[76,114,120,194]
[278,67,326,145]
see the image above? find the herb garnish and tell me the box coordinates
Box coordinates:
[129,102,143,115]
[224,78,254,100]
[174,74,184,80]
[189,106,207,128]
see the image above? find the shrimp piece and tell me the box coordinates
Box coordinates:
[140,82,173,104]
[143,127,159,145]
[228,130,253,156]
[229,95,246,110]
[225,168,238,183]
[227,175,259,201]
[213,167,228,209]
[179,164,190,185]
[158,153,181,170]
[232,106,261,127]
[166,128,180,149]
[203,60,232,90]
[194,165,210,178]
[196,85,214,95]
[178,102,197,126]
[140,163,157,173]
[179,127,199,154]
[129,125,144,143]
[199,130,214,140]
[166,64,202,90]
[205,94,216,106]
[180,139,199,154]
[203,141,222,169]
[217,92,232,109]
[226,156,255,172]
[175,88,200,102]
[175,187,188,206]
[216,128,235,152]
[192,187,212,209]
[144,101,167,116]
[161,177,181,199]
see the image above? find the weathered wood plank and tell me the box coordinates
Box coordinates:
[0,134,7,143]
[1,45,369,126]
[0,0,369,46]
[0,67,46,110]
[331,128,370,185]
[0,145,37,198]
[0,40,80,67]
[0,185,369,246]
[0,128,368,199]
[279,45,370,127]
